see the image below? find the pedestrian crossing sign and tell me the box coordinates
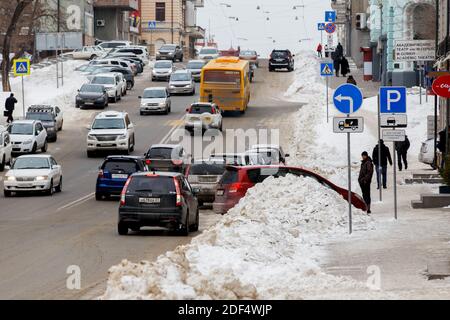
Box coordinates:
[320,62,334,77]
[13,58,30,76]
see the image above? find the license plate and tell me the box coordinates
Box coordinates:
[84,102,94,105]
[276,59,284,62]
[20,183,33,188]
[100,144,114,147]
[112,174,128,179]
[216,190,224,196]
[139,197,160,204]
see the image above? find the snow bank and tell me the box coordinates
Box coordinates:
[102,174,382,300]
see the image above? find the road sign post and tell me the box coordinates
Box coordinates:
[13,58,30,118]
[321,62,334,122]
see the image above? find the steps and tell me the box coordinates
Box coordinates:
[405,173,443,185]
[411,194,450,209]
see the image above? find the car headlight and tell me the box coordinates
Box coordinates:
[97,97,105,101]
[23,139,33,144]
[87,135,96,141]
[46,127,55,131]
[7,176,16,181]
[159,102,166,107]
[118,134,127,140]
[168,52,174,55]
[35,176,48,181]
[156,51,160,55]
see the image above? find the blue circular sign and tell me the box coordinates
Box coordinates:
[333,84,363,114]
[325,23,336,34]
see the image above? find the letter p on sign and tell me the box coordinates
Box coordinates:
[380,87,407,114]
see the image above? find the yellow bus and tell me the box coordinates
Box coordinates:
[200,56,251,114]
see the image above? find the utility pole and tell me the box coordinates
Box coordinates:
[171,0,174,43]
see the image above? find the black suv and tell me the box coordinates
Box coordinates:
[25,106,59,142]
[156,44,184,62]
[269,49,295,72]
[118,172,199,235]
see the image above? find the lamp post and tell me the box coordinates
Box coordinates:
[171,0,174,43]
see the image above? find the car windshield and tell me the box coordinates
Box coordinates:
[81,84,104,93]
[170,73,190,81]
[241,51,256,56]
[91,76,115,85]
[8,123,33,135]
[154,61,172,69]
[13,157,50,169]
[103,160,139,174]
[189,105,212,114]
[148,147,175,159]
[246,152,279,165]
[160,45,176,51]
[92,118,125,130]
[143,89,166,99]
[190,162,226,175]
[92,68,113,74]
[99,42,124,49]
[272,51,288,58]
[127,176,176,193]
[200,48,218,54]
[211,155,245,165]
[26,113,53,121]
[187,62,204,69]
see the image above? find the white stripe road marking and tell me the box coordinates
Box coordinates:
[57,192,95,211]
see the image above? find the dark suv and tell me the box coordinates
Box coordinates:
[118,172,199,235]
[25,106,59,142]
[269,49,295,72]
[156,44,184,62]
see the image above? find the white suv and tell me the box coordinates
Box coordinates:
[89,73,125,102]
[184,103,223,132]
[8,120,48,154]
[86,111,135,157]
[0,126,12,171]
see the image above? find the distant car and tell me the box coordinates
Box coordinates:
[76,84,109,109]
[25,105,62,142]
[168,70,195,95]
[91,65,135,90]
[75,64,100,74]
[152,60,174,81]
[186,159,226,206]
[86,111,135,157]
[419,138,436,168]
[239,50,259,67]
[111,46,149,65]
[269,49,295,72]
[0,126,12,171]
[90,59,136,75]
[246,144,290,165]
[186,60,206,82]
[198,47,220,61]
[213,165,367,215]
[3,154,62,197]
[184,102,223,133]
[107,54,144,74]
[98,40,132,52]
[139,87,171,115]
[8,120,48,154]
[118,171,199,235]
[209,153,248,166]
[69,46,106,60]
[95,155,147,200]
[156,44,184,62]
[144,144,190,174]
[89,73,123,102]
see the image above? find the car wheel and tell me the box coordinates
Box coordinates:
[59,120,63,131]
[46,180,54,196]
[178,212,190,236]
[131,226,140,232]
[95,192,103,201]
[31,142,37,154]
[55,177,62,193]
[114,93,118,103]
[0,155,5,172]
[140,111,144,116]
[130,135,135,152]
[90,54,97,60]
[165,106,169,115]
[180,55,183,62]
[191,88,195,96]
[126,140,131,155]
[87,150,95,158]
[52,134,57,142]
[118,222,128,235]
[41,140,48,153]
[191,209,199,232]
[127,82,132,90]
[4,190,12,197]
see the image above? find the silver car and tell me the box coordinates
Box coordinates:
[139,87,171,115]
[186,60,206,82]
[151,60,174,81]
[187,159,226,206]
[168,70,195,95]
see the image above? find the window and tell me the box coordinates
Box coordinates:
[203,70,241,85]
[156,2,166,22]
[103,160,139,174]
[127,176,176,193]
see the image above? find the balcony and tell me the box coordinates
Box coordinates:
[185,26,205,39]
[191,0,205,8]
[94,0,138,11]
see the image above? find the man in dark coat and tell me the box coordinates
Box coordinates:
[333,55,341,77]
[341,57,350,77]
[4,93,17,124]
[395,135,410,171]
[372,139,393,189]
[336,42,344,57]
[358,151,374,214]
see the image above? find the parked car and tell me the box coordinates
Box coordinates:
[198,47,220,61]
[213,165,367,215]
[246,144,290,165]
[151,60,174,81]
[209,153,248,166]
[89,73,124,102]
[0,126,12,171]
[111,46,149,65]
[90,59,136,75]
[144,144,190,174]
[186,159,226,206]
[86,111,135,157]
[269,49,295,72]
[107,54,144,74]
[98,40,132,52]
[239,50,259,67]
[118,171,199,235]
[156,44,184,62]
[7,120,48,154]
[95,155,147,200]
[186,60,206,82]
[76,84,109,109]
[184,102,223,133]
[419,138,436,168]
[25,105,63,142]
[168,70,195,95]
[3,154,62,197]
[139,87,171,115]
[69,46,106,60]
[91,65,135,90]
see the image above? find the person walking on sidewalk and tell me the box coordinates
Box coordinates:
[324,45,329,58]
[358,151,374,214]
[333,55,341,77]
[372,139,393,189]
[336,42,344,57]
[395,135,410,171]
[341,56,350,77]
[316,43,323,58]
[347,75,357,86]
[4,93,17,124]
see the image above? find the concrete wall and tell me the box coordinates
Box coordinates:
[95,8,119,40]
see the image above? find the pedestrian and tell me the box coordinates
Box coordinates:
[358,151,374,214]
[341,56,350,77]
[316,43,323,58]
[336,42,344,57]
[4,93,17,124]
[324,45,329,58]
[333,55,341,77]
[395,135,410,171]
[372,139,393,189]
[347,75,357,85]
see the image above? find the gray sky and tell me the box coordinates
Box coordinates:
[197,0,331,57]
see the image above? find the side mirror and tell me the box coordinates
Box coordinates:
[128,123,134,129]
[85,126,91,130]
[138,96,142,99]
[192,187,201,195]
[52,165,61,170]
[77,89,80,92]
[5,165,11,170]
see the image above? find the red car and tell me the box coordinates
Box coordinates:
[212,165,367,214]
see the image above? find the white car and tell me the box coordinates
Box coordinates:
[89,73,125,102]
[168,70,195,95]
[139,87,171,115]
[70,46,106,60]
[8,120,48,154]
[98,41,132,52]
[86,111,135,157]
[419,138,436,168]
[185,103,222,132]
[0,126,12,171]
[246,144,290,165]
[3,154,62,197]
[186,60,206,82]
[209,153,247,166]
[152,60,174,81]
[114,46,149,65]
[198,47,220,61]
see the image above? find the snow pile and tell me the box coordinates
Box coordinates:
[101,174,383,300]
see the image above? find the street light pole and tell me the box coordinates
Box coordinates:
[171,0,174,43]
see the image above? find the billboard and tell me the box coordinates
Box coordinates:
[394,40,436,62]
[35,32,83,51]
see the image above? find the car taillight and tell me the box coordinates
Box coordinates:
[145,159,151,165]
[173,177,182,206]
[228,182,245,193]
[120,177,132,206]
[98,169,104,178]
[172,159,183,166]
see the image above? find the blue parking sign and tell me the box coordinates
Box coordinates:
[380,87,407,113]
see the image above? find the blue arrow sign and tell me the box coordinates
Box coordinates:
[318,23,325,31]
[325,11,336,23]
[148,21,157,29]
[333,84,363,114]
[320,62,334,76]
[379,87,407,113]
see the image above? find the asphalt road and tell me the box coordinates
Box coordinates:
[0,60,301,299]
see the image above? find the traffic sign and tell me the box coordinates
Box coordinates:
[432,75,450,98]
[382,129,406,142]
[320,62,334,77]
[379,87,407,113]
[327,34,334,47]
[333,84,363,114]
[325,11,336,23]
[317,23,325,31]
[13,58,30,76]
[148,21,157,29]
[333,117,364,133]
[325,23,336,34]
[380,114,408,128]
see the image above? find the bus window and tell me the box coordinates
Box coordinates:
[204,70,241,85]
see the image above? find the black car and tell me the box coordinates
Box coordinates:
[91,66,135,90]
[269,49,295,72]
[25,106,59,142]
[118,172,199,235]
[156,44,183,62]
[76,84,109,109]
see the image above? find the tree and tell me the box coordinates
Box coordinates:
[1,0,33,92]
